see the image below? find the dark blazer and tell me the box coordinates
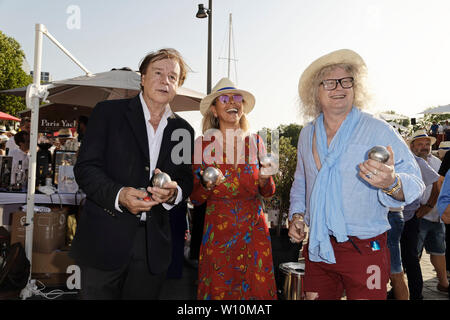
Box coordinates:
[69,95,194,274]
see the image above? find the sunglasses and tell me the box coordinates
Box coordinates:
[217,94,243,104]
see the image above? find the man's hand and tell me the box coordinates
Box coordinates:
[358,145,396,189]
[416,205,432,218]
[288,215,308,243]
[118,187,159,215]
[147,168,179,203]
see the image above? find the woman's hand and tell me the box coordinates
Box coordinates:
[199,169,225,191]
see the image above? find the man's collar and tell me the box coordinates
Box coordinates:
[139,92,173,121]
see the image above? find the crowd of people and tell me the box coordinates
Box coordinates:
[0,116,88,190]
[4,47,449,301]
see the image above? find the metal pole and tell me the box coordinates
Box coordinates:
[41,25,92,76]
[207,0,212,94]
[24,23,43,275]
[227,13,232,79]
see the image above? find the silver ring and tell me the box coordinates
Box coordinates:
[366,173,373,179]
[373,169,378,176]
[289,237,296,243]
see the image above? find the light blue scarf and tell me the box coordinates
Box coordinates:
[308,107,361,264]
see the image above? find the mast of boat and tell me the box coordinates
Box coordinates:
[227,13,232,78]
[219,13,238,81]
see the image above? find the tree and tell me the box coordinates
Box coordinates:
[0,30,33,116]
[260,123,302,235]
[277,123,302,148]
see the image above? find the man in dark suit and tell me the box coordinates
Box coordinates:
[70,48,195,299]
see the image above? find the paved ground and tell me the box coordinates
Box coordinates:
[413,250,449,300]
[160,250,449,300]
[1,249,447,300]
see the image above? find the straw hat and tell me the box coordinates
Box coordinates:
[439,141,450,150]
[408,129,436,146]
[298,49,366,105]
[0,125,6,133]
[9,129,17,135]
[199,78,255,116]
[57,128,73,138]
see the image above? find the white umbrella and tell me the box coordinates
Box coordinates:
[375,112,409,121]
[420,104,450,114]
[0,69,205,112]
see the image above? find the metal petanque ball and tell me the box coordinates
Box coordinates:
[202,167,222,185]
[368,146,390,163]
[259,154,277,167]
[151,172,172,188]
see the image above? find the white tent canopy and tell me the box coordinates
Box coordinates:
[420,104,450,114]
[0,69,205,112]
[375,112,409,121]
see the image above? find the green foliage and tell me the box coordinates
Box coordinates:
[261,123,302,232]
[272,136,298,215]
[0,30,32,116]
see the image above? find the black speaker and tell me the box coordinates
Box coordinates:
[411,118,416,125]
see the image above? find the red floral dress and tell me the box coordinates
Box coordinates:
[190,134,277,300]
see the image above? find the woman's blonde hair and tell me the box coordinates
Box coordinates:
[202,98,250,134]
[301,63,371,120]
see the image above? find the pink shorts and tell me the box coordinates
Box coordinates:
[302,232,390,300]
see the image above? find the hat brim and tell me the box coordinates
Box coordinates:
[200,89,255,116]
[409,136,437,146]
[298,49,366,105]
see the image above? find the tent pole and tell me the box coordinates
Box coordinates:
[20,23,45,300]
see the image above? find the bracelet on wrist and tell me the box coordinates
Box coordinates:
[291,213,304,222]
[382,174,401,196]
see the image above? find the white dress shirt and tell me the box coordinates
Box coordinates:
[114,93,182,219]
[9,148,29,185]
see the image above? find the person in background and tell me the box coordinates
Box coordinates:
[288,49,424,300]
[437,141,450,287]
[6,118,29,153]
[436,170,450,299]
[409,130,449,295]
[430,121,439,150]
[444,120,450,142]
[77,115,89,143]
[9,131,30,186]
[0,136,7,156]
[56,128,79,151]
[0,126,8,142]
[437,171,450,224]
[386,206,409,300]
[437,141,450,161]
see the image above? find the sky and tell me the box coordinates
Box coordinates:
[1,0,450,134]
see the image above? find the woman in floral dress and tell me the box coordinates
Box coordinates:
[191,78,277,300]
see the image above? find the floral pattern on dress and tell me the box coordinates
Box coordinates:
[191,134,277,300]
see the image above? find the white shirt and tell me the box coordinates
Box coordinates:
[9,148,29,185]
[5,136,18,153]
[421,154,443,222]
[114,93,182,219]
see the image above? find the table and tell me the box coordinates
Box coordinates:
[0,192,85,205]
[0,191,85,228]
